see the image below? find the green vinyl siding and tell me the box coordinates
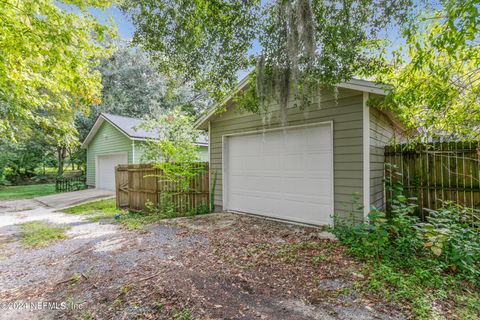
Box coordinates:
[369,107,403,211]
[197,145,209,162]
[209,87,365,222]
[86,121,132,186]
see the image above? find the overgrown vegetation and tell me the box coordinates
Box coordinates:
[331,175,480,318]
[139,107,205,191]
[0,184,56,200]
[64,197,209,230]
[18,221,70,248]
[63,198,120,215]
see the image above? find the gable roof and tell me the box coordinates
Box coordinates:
[81,113,208,149]
[194,76,391,130]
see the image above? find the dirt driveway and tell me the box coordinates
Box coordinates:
[0,198,405,320]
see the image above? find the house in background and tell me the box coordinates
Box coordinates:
[82,113,208,191]
[195,78,405,226]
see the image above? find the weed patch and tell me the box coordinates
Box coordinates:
[18,221,70,248]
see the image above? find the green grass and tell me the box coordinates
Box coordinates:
[0,183,56,200]
[18,221,70,248]
[361,262,480,319]
[63,198,166,230]
[63,198,120,215]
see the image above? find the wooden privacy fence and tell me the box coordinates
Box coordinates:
[115,163,209,212]
[385,142,480,218]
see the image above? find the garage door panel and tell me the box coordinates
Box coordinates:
[97,153,128,191]
[225,124,333,225]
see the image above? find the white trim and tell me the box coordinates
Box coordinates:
[132,140,136,163]
[337,79,389,96]
[222,134,227,210]
[95,152,128,188]
[363,92,371,220]
[208,121,212,199]
[221,121,334,226]
[82,114,208,148]
[194,77,389,130]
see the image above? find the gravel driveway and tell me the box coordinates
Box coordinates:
[0,198,405,319]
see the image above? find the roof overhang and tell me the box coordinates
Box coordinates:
[194,76,390,130]
[82,113,209,149]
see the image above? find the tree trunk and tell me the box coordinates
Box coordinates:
[57,146,67,176]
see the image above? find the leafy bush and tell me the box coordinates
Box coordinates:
[146,193,210,218]
[70,180,87,191]
[417,202,480,282]
[331,179,479,318]
[331,180,480,284]
[332,188,422,264]
[145,194,177,218]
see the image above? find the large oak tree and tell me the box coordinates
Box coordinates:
[0,0,116,140]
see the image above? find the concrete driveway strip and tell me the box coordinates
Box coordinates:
[34,188,115,209]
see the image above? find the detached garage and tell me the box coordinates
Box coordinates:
[196,78,404,225]
[82,113,208,191]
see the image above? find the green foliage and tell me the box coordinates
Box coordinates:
[63,198,119,215]
[146,193,210,218]
[172,308,194,320]
[417,202,480,281]
[18,221,70,248]
[139,107,205,192]
[145,194,177,218]
[121,0,259,101]
[69,180,87,191]
[331,180,480,318]
[0,184,56,200]
[121,0,411,108]
[0,0,116,140]
[377,0,480,140]
[0,135,56,184]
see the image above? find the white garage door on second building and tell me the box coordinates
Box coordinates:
[224,123,334,225]
[96,153,128,191]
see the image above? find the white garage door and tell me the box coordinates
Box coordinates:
[96,153,128,191]
[225,123,333,225]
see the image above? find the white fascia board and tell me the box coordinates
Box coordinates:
[195,77,389,129]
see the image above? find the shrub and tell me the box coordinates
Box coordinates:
[331,182,479,318]
[332,182,422,264]
[417,202,480,282]
[331,183,479,284]
[146,193,210,218]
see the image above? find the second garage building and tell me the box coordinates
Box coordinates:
[82,113,208,191]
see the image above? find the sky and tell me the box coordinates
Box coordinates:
[89,6,135,39]
[92,2,405,53]
[90,2,407,80]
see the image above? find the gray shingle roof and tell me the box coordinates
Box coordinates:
[102,113,208,145]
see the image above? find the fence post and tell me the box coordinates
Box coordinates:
[385,142,480,219]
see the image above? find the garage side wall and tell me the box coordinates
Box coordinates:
[369,107,402,211]
[86,122,133,186]
[210,88,365,221]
